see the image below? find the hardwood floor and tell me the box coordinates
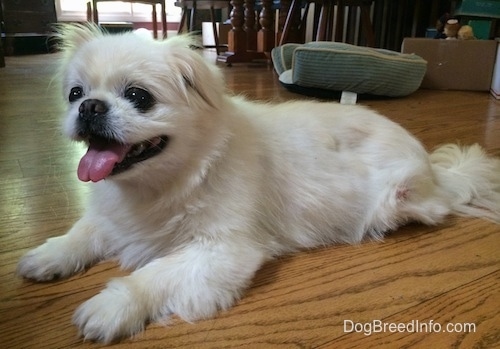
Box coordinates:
[0,52,499,349]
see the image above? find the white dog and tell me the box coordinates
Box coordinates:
[17,24,500,343]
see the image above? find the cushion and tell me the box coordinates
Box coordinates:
[271,41,427,98]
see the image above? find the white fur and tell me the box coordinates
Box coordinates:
[17,24,500,343]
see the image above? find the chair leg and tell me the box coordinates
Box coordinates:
[279,0,301,46]
[324,2,333,41]
[360,4,375,46]
[189,1,197,32]
[300,2,311,40]
[152,4,158,39]
[210,6,221,55]
[92,0,99,24]
[178,8,187,34]
[161,0,167,38]
[335,0,345,42]
[86,1,92,21]
[317,3,330,40]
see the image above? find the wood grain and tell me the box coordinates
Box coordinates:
[0,53,499,349]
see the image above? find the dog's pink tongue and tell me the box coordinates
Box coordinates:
[78,140,130,182]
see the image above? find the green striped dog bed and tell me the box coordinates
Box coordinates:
[271,42,427,98]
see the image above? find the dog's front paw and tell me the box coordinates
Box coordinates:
[17,236,81,281]
[74,280,149,343]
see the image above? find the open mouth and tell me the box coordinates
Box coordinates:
[77,136,169,182]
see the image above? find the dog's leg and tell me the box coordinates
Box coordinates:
[17,215,107,281]
[73,240,267,343]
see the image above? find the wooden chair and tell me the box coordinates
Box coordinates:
[280,0,375,46]
[88,0,167,39]
[175,1,230,54]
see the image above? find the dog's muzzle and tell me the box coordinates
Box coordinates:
[73,98,169,182]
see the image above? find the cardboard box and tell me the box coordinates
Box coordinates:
[401,38,497,91]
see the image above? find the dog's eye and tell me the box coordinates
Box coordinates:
[124,87,154,112]
[69,86,84,103]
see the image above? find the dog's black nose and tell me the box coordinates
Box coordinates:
[77,99,111,138]
[79,99,108,119]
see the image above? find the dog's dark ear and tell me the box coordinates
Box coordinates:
[54,23,104,56]
[163,35,225,110]
[181,72,218,108]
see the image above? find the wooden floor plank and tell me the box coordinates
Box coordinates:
[319,271,499,349]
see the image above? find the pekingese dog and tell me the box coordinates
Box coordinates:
[17,24,500,343]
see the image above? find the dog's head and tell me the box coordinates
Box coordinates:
[57,24,226,184]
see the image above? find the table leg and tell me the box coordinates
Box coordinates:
[218,0,267,64]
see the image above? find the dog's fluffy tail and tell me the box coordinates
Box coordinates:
[429,144,500,223]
